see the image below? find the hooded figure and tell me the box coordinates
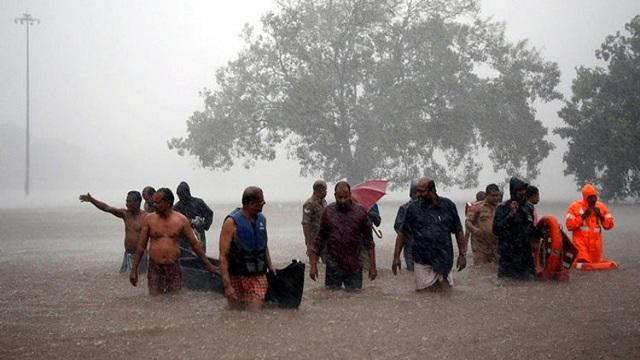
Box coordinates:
[393,180,419,271]
[565,184,616,269]
[492,177,536,280]
[173,181,214,256]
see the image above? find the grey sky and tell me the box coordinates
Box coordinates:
[1,0,639,207]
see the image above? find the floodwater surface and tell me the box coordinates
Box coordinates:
[0,202,639,359]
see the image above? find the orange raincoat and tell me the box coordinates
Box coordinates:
[565,184,617,270]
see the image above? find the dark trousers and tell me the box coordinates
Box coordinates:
[325,264,363,291]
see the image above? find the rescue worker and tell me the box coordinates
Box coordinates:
[565,184,616,270]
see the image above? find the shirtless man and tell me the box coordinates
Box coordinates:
[79,191,148,273]
[129,188,218,295]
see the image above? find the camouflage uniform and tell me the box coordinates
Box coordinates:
[301,196,327,258]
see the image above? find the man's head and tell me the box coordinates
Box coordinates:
[153,188,175,215]
[475,191,486,202]
[416,177,437,204]
[312,180,327,200]
[509,177,528,205]
[334,181,352,211]
[176,181,192,202]
[485,184,501,206]
[581,184,599,208]
[126,191,142,211]
[409,180,419,200]
[142,186,156,201]
[527,185,540,205]
[242,186,265,214]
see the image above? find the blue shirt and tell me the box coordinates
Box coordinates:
[400,197,462,275]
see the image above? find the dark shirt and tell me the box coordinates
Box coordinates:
[493,200,536,279]
[400,197,462,275]
[314,202,374,273]
[174,197,213,255]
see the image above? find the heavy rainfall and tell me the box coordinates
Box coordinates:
[1,0,639,359]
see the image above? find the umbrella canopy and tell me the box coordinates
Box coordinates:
[351,180,387,212]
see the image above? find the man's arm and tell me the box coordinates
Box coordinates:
[465,206,481,236]
[182,219,218,274]
[79,193,125,219]
[199,200,214,231]
[361,213,377,280]
[455,229,467,271]
[392,232,406,275]
[219,217,237,300]
[308,211,329,281]
[129,216,150,286]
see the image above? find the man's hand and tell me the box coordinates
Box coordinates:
[207,264,219,275]
[392,256,402,275]
[224,285,238,302]
[582,207,592,220]
[129,271,138,287]
[456,254,467,271]
[309,263,318,281]
[593,207,603,220]
[79,193,92,202]
[509,201,518,217]
[368,266,377,281]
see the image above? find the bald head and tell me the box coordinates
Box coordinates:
[416,177,437,204]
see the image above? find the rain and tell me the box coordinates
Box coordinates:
[1,1,639,359]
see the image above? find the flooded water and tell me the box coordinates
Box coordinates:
[1,201,639,359]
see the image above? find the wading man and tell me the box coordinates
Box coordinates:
[174,181,214,255]
[392,177,467,291]
[465,184,501,266]
[393,180,418,271]
[219,186,276,310]
[493,177,536,280]
[129,188,218,295]
[142,186,156,213]
[301,180,327,260]
[309,181,377,291]
[79,191,148,274]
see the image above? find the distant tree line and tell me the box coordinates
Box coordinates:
[170,0,639,200]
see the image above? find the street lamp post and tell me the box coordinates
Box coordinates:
[15,13,40,196]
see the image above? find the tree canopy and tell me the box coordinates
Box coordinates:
[170,0,560,188]
[556,15,640,200]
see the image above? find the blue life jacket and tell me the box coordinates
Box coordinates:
[227,208,268,276]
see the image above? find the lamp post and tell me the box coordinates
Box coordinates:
[14,13,40,196]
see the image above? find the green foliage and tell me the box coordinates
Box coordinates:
[170,0,560,188]
[556,15,640,200]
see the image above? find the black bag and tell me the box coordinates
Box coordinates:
[265,260,305,309]
[180,256,224,293]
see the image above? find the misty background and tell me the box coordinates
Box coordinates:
[2,0,639,208]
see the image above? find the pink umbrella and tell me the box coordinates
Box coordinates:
[351,179,388,212]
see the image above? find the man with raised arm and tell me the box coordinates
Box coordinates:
[79,191,148,274]
[219,186,276,310]
[129,188,218,295]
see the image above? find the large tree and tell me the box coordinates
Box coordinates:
[556,15,640,200]
[170,0,560,188]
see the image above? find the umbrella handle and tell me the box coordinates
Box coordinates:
[372,226,383,239]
